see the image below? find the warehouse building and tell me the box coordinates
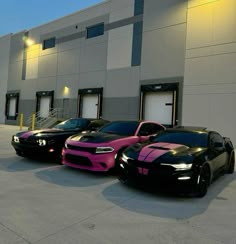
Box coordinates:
[0,0,236,145]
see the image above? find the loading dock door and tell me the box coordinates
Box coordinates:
[39,96,51,118]
[9,97,17,117]
[144,91,173,125]
[81,94,98,118]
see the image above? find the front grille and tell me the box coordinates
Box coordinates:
[128,159,152,168]
[65,154,93,166]
[19,138,37,145]
[66,144,96,153]
[127,159,175,173]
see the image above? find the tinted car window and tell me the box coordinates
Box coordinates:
[152,131,208,148]
[86,119,109,131]
[138,123,164,136]
[99,121,139,136]
[54,118,90,130]
[209,132,224,149]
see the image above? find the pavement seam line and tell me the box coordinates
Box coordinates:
[0,221,32,244]
[33,195,137,243]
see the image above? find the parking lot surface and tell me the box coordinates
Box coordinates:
[0,124,236,244]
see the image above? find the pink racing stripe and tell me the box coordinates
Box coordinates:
[20,130,44,138]
[138,142,184,163]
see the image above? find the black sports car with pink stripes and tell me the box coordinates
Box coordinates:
[119,127,235,197]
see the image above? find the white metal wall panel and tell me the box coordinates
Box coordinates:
[144,91,173,124]
[82,94,98,119]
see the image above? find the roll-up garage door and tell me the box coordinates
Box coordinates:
[36,91,54,118]
[140,83,178,127]
[81,94,98,119]
[9,97,17,117]
[39,96,51,118]
[78,88,103,119]
[144,91,173,125]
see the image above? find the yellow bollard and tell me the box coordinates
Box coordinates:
[31,112,35,130]
[19,113,23,130]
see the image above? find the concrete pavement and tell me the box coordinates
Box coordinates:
[0,124,236,244]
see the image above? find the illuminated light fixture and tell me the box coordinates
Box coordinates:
[63,86,70,96]
[22,36,35,46]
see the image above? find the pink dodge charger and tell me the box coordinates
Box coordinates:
[62,121,165,172]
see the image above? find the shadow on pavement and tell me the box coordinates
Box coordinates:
[102,173,236,219]
[0,156,56,172]
[35,165,117,187]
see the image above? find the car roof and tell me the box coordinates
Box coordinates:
[166,126,208,133]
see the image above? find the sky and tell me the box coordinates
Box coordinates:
[0,0,104,37]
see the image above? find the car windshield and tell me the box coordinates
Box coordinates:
[99,121,139,136]
[152,130,208,148]
[53,118,90,130]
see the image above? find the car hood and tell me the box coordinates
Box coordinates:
[17,129,78,139]
[125,142,206,163]
[70,132,125,143]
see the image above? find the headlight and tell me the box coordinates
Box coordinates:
[95,147,114,154]
[37,139,47,146]
[13,136,20,143]
[160,162,192,171]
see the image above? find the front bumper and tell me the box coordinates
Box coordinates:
[11,141,60,157]
[62,148,116,172]
[119,160,197,191]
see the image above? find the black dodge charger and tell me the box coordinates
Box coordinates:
[11,118,109,161]
[119,127,235,197]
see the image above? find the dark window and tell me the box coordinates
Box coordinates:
[43,37,56,50]
[87,23,104,39]
[54,118,90,130]
[152,131,208,148]
[138,123,164,136]
[209,132,224,149]
[99,121,139,136]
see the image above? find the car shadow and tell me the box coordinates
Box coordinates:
[35,166,117,187]
[0,156,56,172]
[102,173,236,219]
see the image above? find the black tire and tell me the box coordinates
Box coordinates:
[195,165,210,198]
[118,173,128,184]
[227,152,235,174]
[111,148,126,174]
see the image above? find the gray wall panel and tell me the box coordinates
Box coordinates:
[103,97,139,121]
[9,31,25,62]
[143,0,187,32]
[105,67,140,98]
[19,99,36,127]
[54,98,78,119]
[7,62,23,90]
[0,35,11,123]
[55,74,79,99]
[141,23,186,80]
[79,41,108,73]
[79,71,106,89]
